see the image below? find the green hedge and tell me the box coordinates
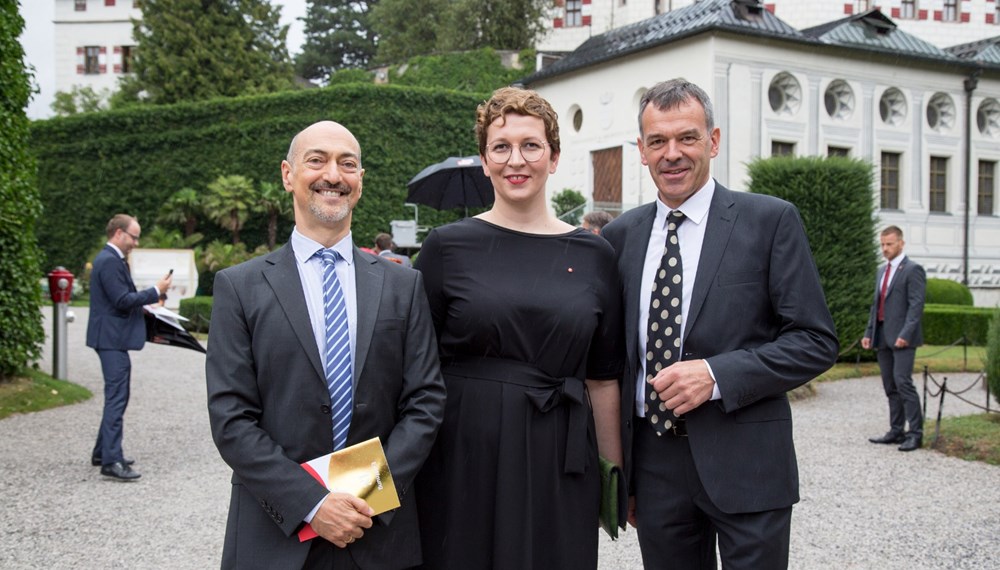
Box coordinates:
[925,277,974,306]
[923,304,994,346]
[0,5,45,380]
[748,156,877,359]
[986,309,1000,404]
[179,296,213,333]
[31,83,487,276]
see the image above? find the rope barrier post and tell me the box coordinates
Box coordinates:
[987,375,992,414]
[922,365,928,421]
[932,377,947,449]
[962,334,967,371]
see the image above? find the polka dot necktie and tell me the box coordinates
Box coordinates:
[645,210,685,435]
[319,248,353,450]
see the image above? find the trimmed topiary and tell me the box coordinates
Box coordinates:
[925,277,974,306]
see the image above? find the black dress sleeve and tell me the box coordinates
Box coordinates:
[586,241,625,381]
[414,227,446,339]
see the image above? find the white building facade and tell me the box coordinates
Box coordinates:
[525,1,1000,304]
[53,0,140,96]
[541,0,1000,52]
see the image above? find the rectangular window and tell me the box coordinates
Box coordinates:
[979,160,995,215]
[943,0,958,21]
[75,0,87,11]
[930,156,948,212]
[881,152,900,209]
[121,45,136,73]
[828,146,850,157]
[84,46,101,75]
[565,0,583,27]
[771,141,795,157]
[901,0,916,19]
[105,0,115,7]
[855,0,870,11]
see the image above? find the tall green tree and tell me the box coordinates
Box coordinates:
[118,0,295,105]
[373,0,546,63]
[295,0,379,82]
[203,175,259,244]
[0,2,45,381]
[371,0,444,63]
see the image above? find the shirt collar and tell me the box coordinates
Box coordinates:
[107,242,125,259]
[654,178,715,228]
[291,227,354,265]
[889,253,906,269]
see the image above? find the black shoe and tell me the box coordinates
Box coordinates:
[100,461,141,481]
[92,456,134,467]
[898,435,923,452]
[868,431,905,444]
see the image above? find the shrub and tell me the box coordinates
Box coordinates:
[925,277,974,306]
[748,156,877,359]
[0,6,45,381]
[552,189,586,226]
[31,83,485,277]
[179,296,213,333]
[986,309,1000,405]
[922,304,994,346]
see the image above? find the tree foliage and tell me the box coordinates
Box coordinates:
[372,0,547,63]
[0,2,45,380]
[295,0,379,82]
[51,85,110,116]
[257,181,293,250]
[118,0,295,105]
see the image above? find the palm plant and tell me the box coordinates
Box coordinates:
[258,181,292,250]
[157,187,203,237]
[203,175,259,244]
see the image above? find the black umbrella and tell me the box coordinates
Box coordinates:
[406,155,494,210]
[144,311,206,354]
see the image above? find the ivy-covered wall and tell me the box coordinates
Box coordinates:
[31,83,485,274]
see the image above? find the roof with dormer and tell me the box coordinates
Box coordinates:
[522,1,979,85]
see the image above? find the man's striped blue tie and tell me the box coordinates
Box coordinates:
[319,248,352,450]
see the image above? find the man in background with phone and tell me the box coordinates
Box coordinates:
[87,214,172,480]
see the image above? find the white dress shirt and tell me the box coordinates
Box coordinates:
[635,180,721,416]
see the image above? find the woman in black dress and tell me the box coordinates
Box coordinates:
[415,87,623,569]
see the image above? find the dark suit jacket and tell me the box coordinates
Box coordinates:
[86,245,159,351]
[601,183,838,514]
[864,257,925,348]
[206,244,445,570]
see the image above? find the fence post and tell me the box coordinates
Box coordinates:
[932,377,947,449]
[922,365,929,421]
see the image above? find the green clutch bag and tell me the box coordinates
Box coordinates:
[598,456,628,540]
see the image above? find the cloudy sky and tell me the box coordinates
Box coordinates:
[19,0,309,120]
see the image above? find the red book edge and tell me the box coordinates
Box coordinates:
[297,461,324,542]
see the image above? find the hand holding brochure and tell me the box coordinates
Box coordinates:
[298,437,401,542]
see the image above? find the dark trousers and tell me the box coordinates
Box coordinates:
[632,421,792,570]
[876,326,922,437]
[93,349,131,465]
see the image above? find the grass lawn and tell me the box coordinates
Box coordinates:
[930,413,1000,466]
[0,368,92,420]
[817,345,987,382]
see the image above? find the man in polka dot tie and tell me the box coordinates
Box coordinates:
[602,79,838,570]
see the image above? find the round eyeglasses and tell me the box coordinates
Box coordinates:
[486,141,550,163]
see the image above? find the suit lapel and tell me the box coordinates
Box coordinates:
[685,184,738,340]
[262,244,325,381]
[623,204,658,367]
[886,259,907,298]
[352,247,383,382]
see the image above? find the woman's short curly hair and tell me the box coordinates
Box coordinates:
[475,87,560,157]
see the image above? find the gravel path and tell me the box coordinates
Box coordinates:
[1,308,997,569]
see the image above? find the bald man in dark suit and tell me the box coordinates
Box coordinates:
[602,79,838,569]
[207,121,445,569]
